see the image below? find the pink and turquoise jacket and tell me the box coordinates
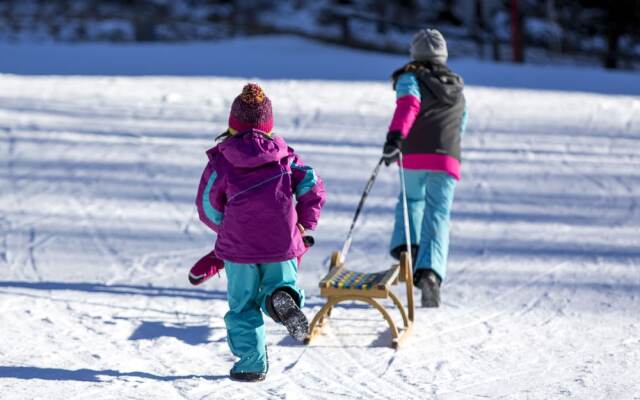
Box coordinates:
[196,129,326,264]
[389,63,467,180]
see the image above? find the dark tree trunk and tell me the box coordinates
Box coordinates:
[604,2,624,69]
[374,0,389,34]
[474,0,486,59]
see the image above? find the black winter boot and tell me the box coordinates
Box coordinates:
[415,269,442,308]
[270,290,309,342]
[229,371,266,382]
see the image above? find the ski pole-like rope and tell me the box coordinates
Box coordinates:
[398,152,412,259]
[339,157,384,263]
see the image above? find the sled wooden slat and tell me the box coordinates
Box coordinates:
[305,250,414,349]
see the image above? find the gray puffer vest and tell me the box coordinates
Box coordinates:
[392,62,466,161]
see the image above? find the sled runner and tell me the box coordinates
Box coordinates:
[305,156,415,349]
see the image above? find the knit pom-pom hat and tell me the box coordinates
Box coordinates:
[228,83,273,134]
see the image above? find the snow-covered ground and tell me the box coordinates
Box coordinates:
[1,35,640,95]
[1,36,639,399]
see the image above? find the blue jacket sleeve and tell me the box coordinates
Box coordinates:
[290,154,326,230]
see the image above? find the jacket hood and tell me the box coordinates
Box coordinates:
[214,129,289,168]
[416,64,464,105]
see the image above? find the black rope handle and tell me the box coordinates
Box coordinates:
[339,157,385,263]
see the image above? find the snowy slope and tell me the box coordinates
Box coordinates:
[1,37,640,399]
[1,35,640,95]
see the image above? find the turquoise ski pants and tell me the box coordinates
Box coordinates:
[223,258,303,373]
[390,170,456,282]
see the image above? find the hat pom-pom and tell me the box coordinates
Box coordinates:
[240,83,265,104]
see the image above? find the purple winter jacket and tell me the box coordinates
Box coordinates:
[195,129,326,264]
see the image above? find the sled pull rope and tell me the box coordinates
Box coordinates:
[398,152,412,259]
[340,157,384,263]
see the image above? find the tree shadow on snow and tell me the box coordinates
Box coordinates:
[0,366,226,382]
[0,281,226,301]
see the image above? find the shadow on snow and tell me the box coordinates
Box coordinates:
[0,281,226,301]
[128,321,212,346]
[0,366,226,382]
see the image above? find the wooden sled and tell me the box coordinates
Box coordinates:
[304,250,415,349]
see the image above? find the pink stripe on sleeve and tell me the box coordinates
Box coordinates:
[388,95,421,138]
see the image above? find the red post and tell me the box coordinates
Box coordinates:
[511,0,523,62]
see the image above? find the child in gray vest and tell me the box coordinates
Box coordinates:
[382,29,468,308]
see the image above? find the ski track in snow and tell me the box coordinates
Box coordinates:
[0,73,639,400]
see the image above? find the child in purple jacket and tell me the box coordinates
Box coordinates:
[191,83,326,382]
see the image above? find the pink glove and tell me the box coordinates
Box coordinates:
[188,250,224,286]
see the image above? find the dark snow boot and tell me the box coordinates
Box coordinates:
[269,289,309,342]
[415,269,442,308]
[229,371,266,382]
[390,244,419,266]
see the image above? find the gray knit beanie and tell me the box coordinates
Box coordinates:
[410,29,448,65]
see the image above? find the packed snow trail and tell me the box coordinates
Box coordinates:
[0,70,639,399]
